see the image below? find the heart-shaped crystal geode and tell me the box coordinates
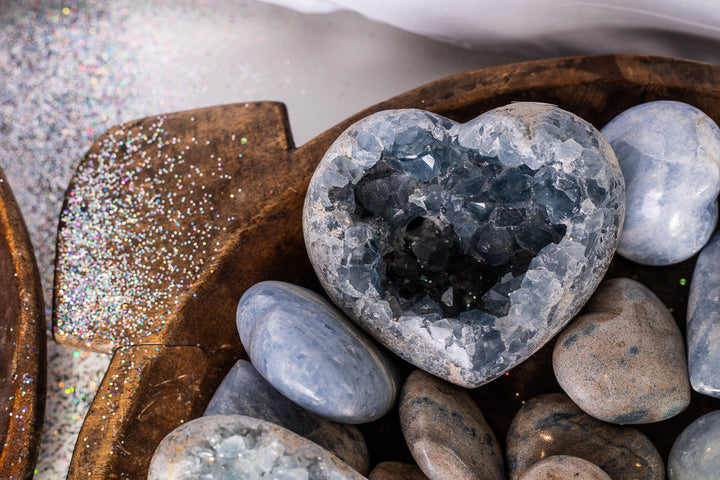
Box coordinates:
[303,103,625,388]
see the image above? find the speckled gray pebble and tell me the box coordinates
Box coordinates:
[148,415,366,480]
[687,231,720,398]
[204,359,370,474]
[304,103,625,388]
[506,393,664,480]
[236,281,399,424]
[399,370,505,480]
[601,100,720,266]
[668,410,720,480]
[553,278,690,424]
[518,456,611,480]
[368,462,429,480]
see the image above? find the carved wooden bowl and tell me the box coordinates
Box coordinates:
[55,54,720,479]
[0,168,46,479]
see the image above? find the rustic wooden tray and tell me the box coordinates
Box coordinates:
[55,54,720,478]
[0,168,46,479]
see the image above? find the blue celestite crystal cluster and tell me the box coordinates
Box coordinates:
[148,415,366,480]
[303,103,625,388]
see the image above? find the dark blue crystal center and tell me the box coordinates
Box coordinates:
[330,126,579,317]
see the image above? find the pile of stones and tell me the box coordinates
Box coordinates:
[149,101,720,480]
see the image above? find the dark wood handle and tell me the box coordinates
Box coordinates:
[0,167,46,480]
[66,344,241,479]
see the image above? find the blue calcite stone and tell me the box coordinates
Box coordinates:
[148,415,366,480]
[668,410,720,480]
[205,360,370,474]
[601,100,720,266]
[688,231,720,398]
[303,103,625,388]
[236,281,399,424]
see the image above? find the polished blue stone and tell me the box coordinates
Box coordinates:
[602,101,720,265]
[668,410,720,480]
[687,231,720,398]
[304,103,625,388]
[236,281,399,424]
[205,360,369,473]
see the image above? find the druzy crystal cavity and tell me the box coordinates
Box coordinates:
[303,103,625,387]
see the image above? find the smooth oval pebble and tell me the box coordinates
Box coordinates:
[506,393,664,480]
[668,410,720,480]
[399,369,505,480]
[687,231,720,398]
[518,456,611,480]
[304,103,625,388]
[601,100,720,265]
[236,281,399,423]
[205,359,370,474]
[553,277,690,424]
[369,462,429,480]
[148,414,366,480]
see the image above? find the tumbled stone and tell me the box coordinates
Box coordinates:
[518,456,611,480]
[304,103,625,388]
[553,277,690,423]
[687,231,720,398]
[399,370,505,480]
[668,410,720,480]
[601,100,720,265]
[148,414,366,480]
[506,393,664,480]
[205,359,370,474]
[236,281,399,424]
[368,462,429,480]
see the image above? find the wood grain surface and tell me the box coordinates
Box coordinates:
[0,167,46,480]
[55,55,720,478]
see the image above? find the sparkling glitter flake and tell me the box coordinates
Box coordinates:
[55,115,244,347]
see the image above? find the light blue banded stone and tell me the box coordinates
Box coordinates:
[304,103,625,388]
[668,410,720,480]
[236,281,399,424]
[205,359,369,473]
[687,230,720,398]
[148,414,366,480]
[602,100,720,266]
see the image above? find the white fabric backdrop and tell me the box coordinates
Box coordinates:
[262,0,720,63]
